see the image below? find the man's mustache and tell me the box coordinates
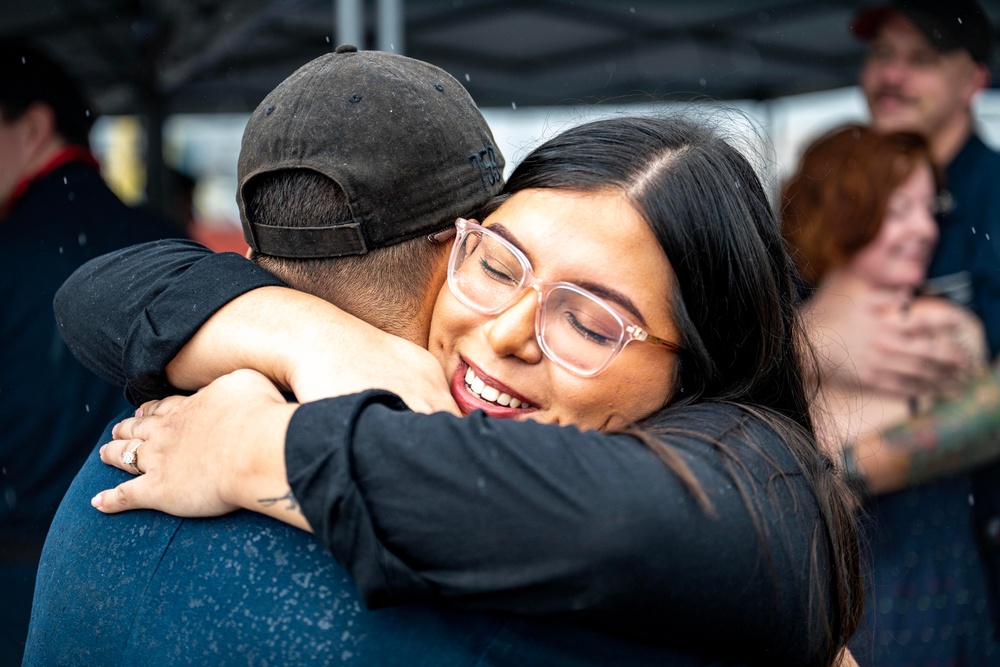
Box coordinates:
[871,86,912,103]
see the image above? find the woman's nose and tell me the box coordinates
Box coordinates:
[484,290,544,364]
[916,207,939,244]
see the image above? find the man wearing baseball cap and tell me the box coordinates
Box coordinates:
[29,46,511,664]
[837,1,1000,665]
[27,47,729,666]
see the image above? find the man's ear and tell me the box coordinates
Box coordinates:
[21,102,59,151]
[974,63,991,93]
[961,62,991,110]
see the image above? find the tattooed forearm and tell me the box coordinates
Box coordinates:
[257,489,300,512]
[883,367,1000,487]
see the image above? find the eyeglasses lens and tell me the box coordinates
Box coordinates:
[450,227,626,375]
[451,230,525,312]
[539,286,624,374]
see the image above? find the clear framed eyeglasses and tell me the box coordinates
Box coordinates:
[446,217,682,377]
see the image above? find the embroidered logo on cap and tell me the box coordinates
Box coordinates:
[469,146,502,191]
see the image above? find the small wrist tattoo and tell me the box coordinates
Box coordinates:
[258,489,299,512]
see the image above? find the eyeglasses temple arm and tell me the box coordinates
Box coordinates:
[626,325,683,354]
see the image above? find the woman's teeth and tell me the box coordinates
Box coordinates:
[464,368,529,409]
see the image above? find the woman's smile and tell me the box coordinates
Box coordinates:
[450,358,536,418]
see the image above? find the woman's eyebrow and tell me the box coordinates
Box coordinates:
[577,282,649,327]
[487,222,649,326]
[486,223,534,264]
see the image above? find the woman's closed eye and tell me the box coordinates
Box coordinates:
[563,309,616,346]
[478,255,520,285]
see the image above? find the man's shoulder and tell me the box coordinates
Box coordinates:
[951,134,1000,182]
[7,161,185,250]
[26,428,185,665]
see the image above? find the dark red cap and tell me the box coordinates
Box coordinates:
[851,0,993,65]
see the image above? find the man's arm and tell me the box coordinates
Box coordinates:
[850,364,1000,495]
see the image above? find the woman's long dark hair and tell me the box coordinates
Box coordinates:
[499,115,862,666]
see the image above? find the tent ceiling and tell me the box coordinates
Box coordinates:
[8,0,998,117]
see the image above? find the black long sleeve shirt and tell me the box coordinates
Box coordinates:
[54,240,839,665]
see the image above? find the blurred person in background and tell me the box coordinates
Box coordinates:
[781,123,993,663]
[0,38,185,664]
[798,1,1000,664]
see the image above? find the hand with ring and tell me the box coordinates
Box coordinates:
[121,440,143,474]
[93,369,299,520]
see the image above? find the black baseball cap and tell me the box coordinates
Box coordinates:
[238,44,505,258]
[851,0,993,65]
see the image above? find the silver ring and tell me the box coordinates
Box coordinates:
[122,441,143,475]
